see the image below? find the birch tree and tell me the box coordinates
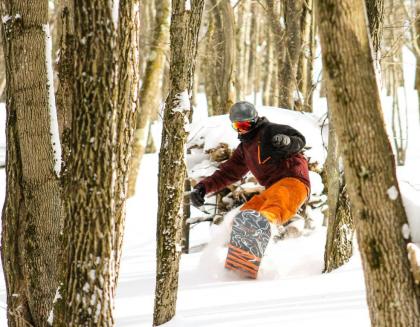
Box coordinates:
[317,0,420,325]
[153,0,204,325]
[0,0,63,325]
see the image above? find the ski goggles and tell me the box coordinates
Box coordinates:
[232,119,257,133]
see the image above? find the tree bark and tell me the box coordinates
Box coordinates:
[113,0,141,291]
[247,2,260,99]
[55,0,74,159]
[127,0,170,198]
[415,0,420,123]
[317,0,420,325]
[234,1,251,100]
[205,0,235,115]
[365,0,384,59]
[153,0,204,325]
[53,0,119,325]
[1,1,63,325]
[278,0,304,109]
[323,115,354,273]
[0,25,5,100]
[264,0,284,107]
[297,0,314,112]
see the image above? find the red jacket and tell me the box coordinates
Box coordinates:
[199,118,310,194]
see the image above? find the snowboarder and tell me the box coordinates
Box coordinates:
[190,101,310,226]
[190,101,310,278]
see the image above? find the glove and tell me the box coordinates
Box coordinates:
[272,134,291,148]
[190,183,206,208]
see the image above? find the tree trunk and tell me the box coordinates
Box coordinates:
[323,115,354,273]
[382,0,407,165]
[264,0,284,107]
[297,0,314,112]
[234,1,251,100]
[416,0,420,124]
[153,0,204,325]
[113,0,141,291]
[365,0,384,59]
[53,0,118,325]
[205,0,235,115]
[278,0,304,109]
[55,0,74,158]
[1,1,63,325]
[127,0,170,198]
[0,25,6,100]
[247,2,260,98]
[317,0,420,325]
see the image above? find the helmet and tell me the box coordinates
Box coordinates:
[229,101,258,122]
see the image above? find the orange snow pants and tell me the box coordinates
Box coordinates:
[240,177,309,224]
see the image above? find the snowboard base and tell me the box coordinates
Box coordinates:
[225,210,271,279]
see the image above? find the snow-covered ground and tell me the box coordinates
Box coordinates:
[0,49,419,327]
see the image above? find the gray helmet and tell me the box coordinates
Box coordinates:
[229,101,258,122]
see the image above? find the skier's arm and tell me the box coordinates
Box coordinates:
[271,126,306,158]
[198,145,249,195]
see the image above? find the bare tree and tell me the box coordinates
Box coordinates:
[323,112,354,272]
[317,0,420,325]
[153,0,204,325]
[278,0,304,109]
[113,0,141,290]
[1,0,63,325]
[53,0,140,324]
[234,0,251,100]
[324,0,385,274]
[127,0,170,198]
[55,0,74,153]
[365,0,384,58]
[204,0,235,115]
[382,0,408,165]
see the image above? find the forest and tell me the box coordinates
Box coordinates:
[0,0,419,326]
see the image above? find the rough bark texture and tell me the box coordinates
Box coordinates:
[365,0,384,58]
[247,2,260,98]
[114,0,141,291]
[317,0,420,325]
[55,0,74,161]
[205,0,235,115]
[297,0,314,112]
[234,1,251,100]
[278,0,304,109]
[153,0,204,325]
[127,0,170,198]
[53,1,118,325]
[264,0,283,107]
[1,1,63,325]
[0,25,5,100]
[323,117,354,273]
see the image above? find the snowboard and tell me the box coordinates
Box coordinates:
[225,210,271,279]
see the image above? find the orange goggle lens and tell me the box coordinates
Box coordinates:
[232,120,255,132]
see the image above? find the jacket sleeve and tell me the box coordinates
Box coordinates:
[282,125,306,155]
[199,145,249,194]
[266,124,306,159]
